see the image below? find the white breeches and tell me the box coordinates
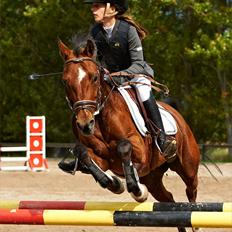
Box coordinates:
[130,75,151,102]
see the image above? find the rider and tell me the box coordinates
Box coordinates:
[83,0,176,160]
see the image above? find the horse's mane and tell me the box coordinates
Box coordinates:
[70,33,97,57]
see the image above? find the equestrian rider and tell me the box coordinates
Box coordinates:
[83,0,176,160]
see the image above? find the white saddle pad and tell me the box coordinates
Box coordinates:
[118,87,177,136]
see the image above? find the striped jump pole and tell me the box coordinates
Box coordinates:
[0,209,231,228]
[0,200,232,212]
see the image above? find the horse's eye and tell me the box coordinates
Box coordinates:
[93,75,98,82]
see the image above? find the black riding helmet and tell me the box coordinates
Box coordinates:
[84,0,128,15]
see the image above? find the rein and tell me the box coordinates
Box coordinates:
[108,73,169,96]
[64,57,169,117]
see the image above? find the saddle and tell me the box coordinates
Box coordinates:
[106,73,177,137]
[117,86,177,137]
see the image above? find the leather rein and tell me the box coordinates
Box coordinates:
[64,57,169,117]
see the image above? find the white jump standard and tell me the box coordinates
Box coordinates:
[0,116,47,171]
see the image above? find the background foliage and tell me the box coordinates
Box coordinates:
[0,0,231,148]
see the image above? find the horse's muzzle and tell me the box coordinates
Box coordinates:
[76,118,95,135]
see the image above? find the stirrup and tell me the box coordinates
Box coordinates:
[162,136,177,163]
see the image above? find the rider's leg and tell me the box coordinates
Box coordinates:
[143,93,176,156]
[132,76,176,160]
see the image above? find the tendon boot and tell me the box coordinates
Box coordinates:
[143,94,177,161]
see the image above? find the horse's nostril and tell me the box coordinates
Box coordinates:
[89,119,95,125]
[76,119,95,135]
[76,121,83,130]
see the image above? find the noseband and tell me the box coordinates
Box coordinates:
[64,57,102,116]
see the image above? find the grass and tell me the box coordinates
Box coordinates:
[202,147,232,162]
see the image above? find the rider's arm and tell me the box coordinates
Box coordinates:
[123,25,145,74]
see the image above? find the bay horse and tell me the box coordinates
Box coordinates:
[58,36,200,232]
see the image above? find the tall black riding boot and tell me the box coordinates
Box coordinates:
[143,94,177,160]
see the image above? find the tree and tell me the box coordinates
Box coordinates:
[0,0,92,142]
[131,0,232,151]
[1,0,231,158]
[185,1,232,155]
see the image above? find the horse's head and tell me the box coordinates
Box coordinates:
[58,36,101,135]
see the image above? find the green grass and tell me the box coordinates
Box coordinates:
[203,147,232,162]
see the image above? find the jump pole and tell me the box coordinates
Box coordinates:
[0,200,232,212]
[0,209,231,228]
[0,116,48,171]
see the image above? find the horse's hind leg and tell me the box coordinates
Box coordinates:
[140,164,175,202]
[117,139,148,202]
[185,174,198,203]
[72,143,125,194]
[169,159,199,232]
[169,159,198,203]
[140,165,187,232]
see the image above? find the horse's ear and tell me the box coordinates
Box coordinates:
[58,39,71,60]
[83,39,96,58]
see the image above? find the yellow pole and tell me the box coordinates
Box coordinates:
[85,201,153,211]
[223,203,232,212]
[0,200,19,209]
[44,210,115,225]
[191,212,232,228]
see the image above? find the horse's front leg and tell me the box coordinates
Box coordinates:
[117,139,148,202]
[72,143,125,194]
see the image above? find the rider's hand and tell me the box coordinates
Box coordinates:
[110,71,131,85]
[103,68,110,75]
[110,71,129,77]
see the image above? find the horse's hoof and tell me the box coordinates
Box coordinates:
[109,176,125,194]
[178,227,187,232]
[130,183,148,202]
[192,228,202,232]
[58,160,75,174]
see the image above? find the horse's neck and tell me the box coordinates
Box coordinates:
[100,81,115,103]
[100,82,124,115]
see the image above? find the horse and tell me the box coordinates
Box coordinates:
[58,36,200,232]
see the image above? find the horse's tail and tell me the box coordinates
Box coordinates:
[201,154,223,182]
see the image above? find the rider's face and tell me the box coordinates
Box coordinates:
[91,3,106,22]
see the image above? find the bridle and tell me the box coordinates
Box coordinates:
[64,57,107,116]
